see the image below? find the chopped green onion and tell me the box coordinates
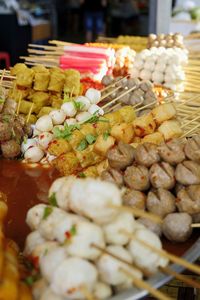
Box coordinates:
[85,134,97,145]
[103,131,110,141]
[76,139,88,151]
[48,192,58,207]
[43,207,53,220]
[78,172,86,178]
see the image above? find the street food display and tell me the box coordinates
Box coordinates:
[0,31,200,300]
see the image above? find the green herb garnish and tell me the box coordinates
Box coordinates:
[85,134,97,145]
[0,98,5,104]
[70,224,77,236]
[103,131,110,141]
[2,115,10,123]
[73,100,85,111]
[48,192,58,207]
[43,206,53,220]
[53,123,80,141]
[24,276,34,286]
[76,139,88,151]
[23,135,28,144]
[78,172,86,178]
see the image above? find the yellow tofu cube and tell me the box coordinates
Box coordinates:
[110,122,134,144]
[158,120,183,141]
[118,105,136,122]
[141,132,164,145]
[52,152,80,176]
[133,113,156,137]
[95,121,111,135]
[104,111,123,126]
[152,103,177,125]
[48,139,72,156]
[69,130,85,151]
[80,123,96,136]
[75,145,103,168]
[94,134,116,156]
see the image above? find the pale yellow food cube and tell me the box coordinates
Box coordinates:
[152,103,177,125]
[133,113,156,137]
[94,134,116,156]
[96,159,109,175]
[158,119,183,141]
[110,123,134,143]
[141,132,164,145]
[118,106,136,123]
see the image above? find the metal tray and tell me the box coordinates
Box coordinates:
[110,237,200,300]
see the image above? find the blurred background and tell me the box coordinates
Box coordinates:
[0,0,199,65]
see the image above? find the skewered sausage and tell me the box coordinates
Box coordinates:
[176,185,200,214]
[107,141,135,170]
[123,189,146,210]
[1,139,21,158]
[146,188,176,217]
[162,213,193,242]
[124,164,150,191]
[135,143,160,167]
[149,162,175,190]
[184,135,200,162]
[158,139,185,165]
[101,168,124,187]
[138,218,162,237]
[175,160,200,185]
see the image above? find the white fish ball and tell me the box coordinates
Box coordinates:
[32,279,48,300]
[35,115,53,132]
[75,96,91,111]
[26,204,47,230]
[97,245,142,286]
[55,176,75,210]
[164,72,177,83]
[40,288,64,300]
[144,61,155,71]
[65,118,77,126]
[85,88,101,104]
[24,231,45,256]
[33,128,41,137]
[130,68,140,78]
[51,257,98,299]
[164,82,177,91]
[24,146,44,163]
[61,102,77,117]
[21,138,37,153]
[49,177,69,198]
[133,59,144,70]
[139,69,152,81]
[103,212,136,245]
[49,110,66,125]
[38,132,53,150]
[76,112,91,123]
[66,221,105,260]
[93,282,112,300]
[40,247,67,282]
[88,104,104,116]
[155,63,166,73]
[32,242,59,266]
[152,71,164,84]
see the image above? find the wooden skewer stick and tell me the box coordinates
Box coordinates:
[26,103,34,124]
[80,285,96,300]
[181,115,200,129]
[109,204,162,224]
[102,85,138,109]
[160,266,200,290]
[119,268,172,300]
[135,100,158,113]
[191,223,200,228]
[100,85,122,102]
[28,43,64,51]
[181,122,200,138]
[28,49,63,56]
[101,75,129,93]
[16,94,22,116]
[133,236,200,276]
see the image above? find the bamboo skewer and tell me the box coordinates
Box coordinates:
[26,103,34,124]
[133,236,200,276]
[120,268,172,300]
[101,75,129,93]
[181,122,200,138]
[16,94,22,116]
[181,115,200,129]
[191,223,200,228]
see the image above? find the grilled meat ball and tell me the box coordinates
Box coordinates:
[101,168,124,187]
[123,189,146,210]
[124,164,150,191]
[0,121,12,142]
[138,218,162,237]
[101,75,113,86]
[177,185,200,214]
[158,139,185,165]
[2,99,17,115]
[192,213,200,223]
[107,141,135,170]
[1,139,21,158]
[162,213,193,242]
[23,123,33,137]
[149,162,175,190]
[135,143,160,167]
[146,188,176,217]
[175,160,200,185]
[184,135,200,162]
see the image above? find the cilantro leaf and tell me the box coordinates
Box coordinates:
[43,207,53,220]
[103,131,110,141]
[78,172,86,178]
[76,139,88,151]
[48,192,58,207]
[53,124,81,141]
[85,134,97,145]
[73,100,85,111]
[70,225,77,236]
